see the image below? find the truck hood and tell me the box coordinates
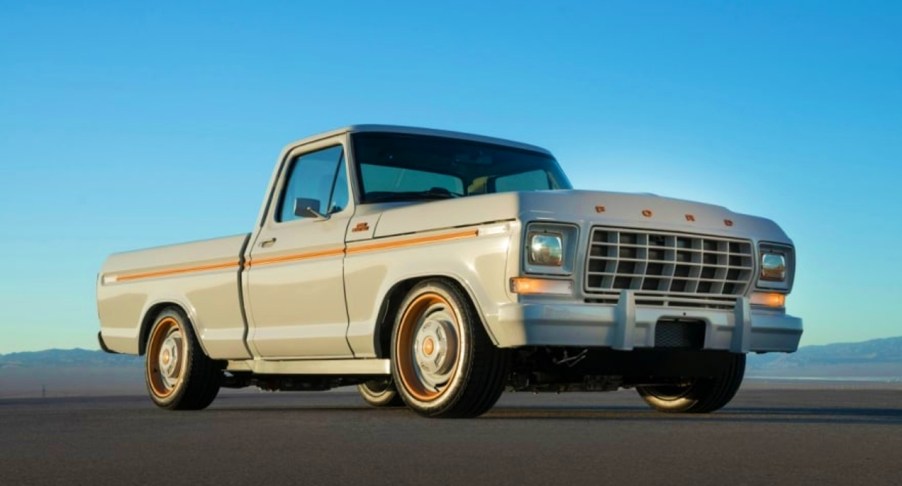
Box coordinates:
[365,190,792,246]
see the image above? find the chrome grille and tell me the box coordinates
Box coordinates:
[585,227,754,309]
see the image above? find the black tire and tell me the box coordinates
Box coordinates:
[636,353,746,413]
[357,378,405,407]
[390,279,508,418]
[144,308,222,410]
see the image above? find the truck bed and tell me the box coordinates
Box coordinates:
[97,233,252,359]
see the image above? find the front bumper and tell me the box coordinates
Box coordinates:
[492,291,802,353]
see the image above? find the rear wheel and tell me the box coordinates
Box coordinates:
[357,378,404,407]
[145,308,222,410]
[637,353,746,413]
[391,280,508,418]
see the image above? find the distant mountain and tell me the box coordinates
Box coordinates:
[0,348,141,368]
[0,349,143,399]
[747,336,902,379]
[1,336,900,377]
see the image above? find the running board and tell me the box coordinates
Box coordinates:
[226,358,390,375]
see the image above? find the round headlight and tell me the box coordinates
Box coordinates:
[760,253,786,281]
[529,233,563,266]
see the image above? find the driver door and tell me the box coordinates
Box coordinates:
[245,140,354,359]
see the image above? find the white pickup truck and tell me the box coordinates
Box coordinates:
[97,125,801,417]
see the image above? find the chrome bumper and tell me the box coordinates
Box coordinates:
[493,291,802,353]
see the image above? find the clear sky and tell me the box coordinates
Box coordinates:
[1,1,900,353]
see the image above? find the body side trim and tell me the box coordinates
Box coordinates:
[346,229,478,255]
[106,227,482,283]
[110,259,240,283]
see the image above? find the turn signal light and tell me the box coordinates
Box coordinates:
[750,292,786,308]
[510,277,572,295]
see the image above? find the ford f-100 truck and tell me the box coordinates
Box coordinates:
[97,125,801,417]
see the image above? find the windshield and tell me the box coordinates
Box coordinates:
[351,132,572,203]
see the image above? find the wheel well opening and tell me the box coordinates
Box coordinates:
[139,303,185,355]
[373,279,420,359]
[373,276,480,359]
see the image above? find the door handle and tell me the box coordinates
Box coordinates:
[260,237,277,248]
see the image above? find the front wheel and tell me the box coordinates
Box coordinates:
[391,280,508,418]
[145,308,222,410]
[636,353,746,413]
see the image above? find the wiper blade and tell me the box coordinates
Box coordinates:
[410,190,459,200]
[366,190,462,203]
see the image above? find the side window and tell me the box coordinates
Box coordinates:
[278,146,348,222]
[328,161,348,214]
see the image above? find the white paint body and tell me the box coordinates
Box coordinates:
[96,125,802,375]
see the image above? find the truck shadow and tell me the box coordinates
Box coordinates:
[482,405,902,425]
[209,401,902,426]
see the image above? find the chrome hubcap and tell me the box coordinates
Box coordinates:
[413,306,458,391]
[157,329,183,391]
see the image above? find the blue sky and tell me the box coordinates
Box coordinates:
[1,1,900,353]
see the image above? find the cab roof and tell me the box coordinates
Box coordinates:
[284,124,553,156]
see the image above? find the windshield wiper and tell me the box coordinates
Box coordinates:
[366,189,463,203]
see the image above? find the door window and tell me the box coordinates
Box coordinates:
[277,146,349,222]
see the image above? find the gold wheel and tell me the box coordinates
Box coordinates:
[390,280,508,417]
[394,292,462,402]
[146,316,187,399]
[637,353,746,413]
[357,378,404,407]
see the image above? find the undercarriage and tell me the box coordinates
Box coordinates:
[508,347,742,393]
[221,347,741,394]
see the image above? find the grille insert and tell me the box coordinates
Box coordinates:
[585,227,753,308]
[655,320,705,349]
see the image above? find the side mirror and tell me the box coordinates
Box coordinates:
[293,198,329,220]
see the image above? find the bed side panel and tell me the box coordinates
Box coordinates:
[97,234,251,359]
